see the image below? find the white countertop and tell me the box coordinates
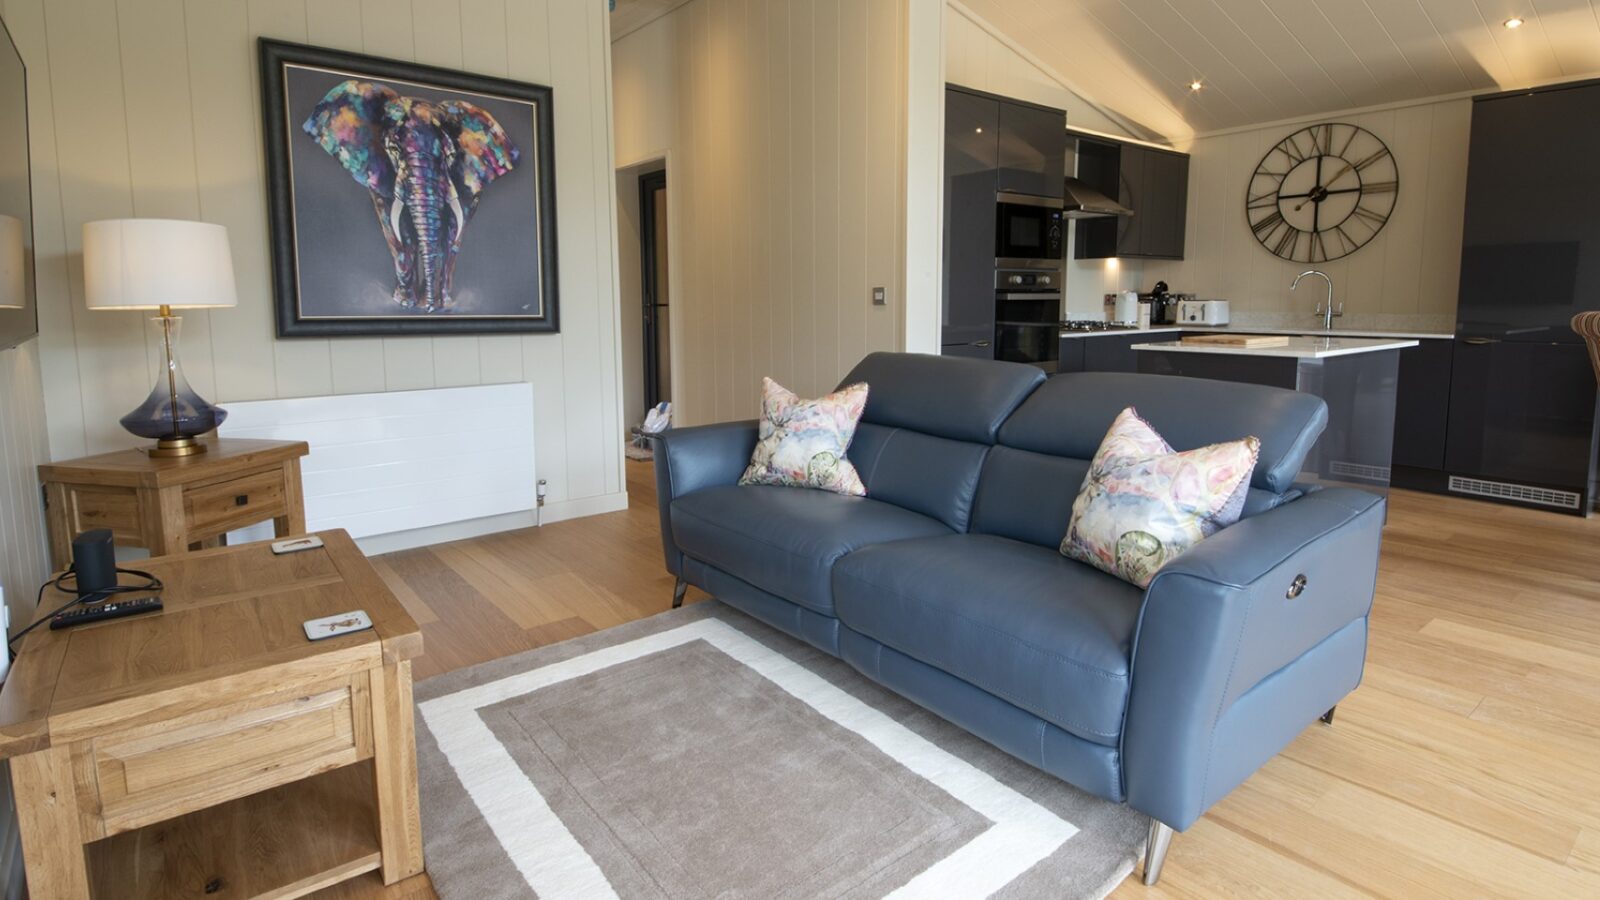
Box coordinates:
[1059,325,1453,340]
[1131,336,1420,359]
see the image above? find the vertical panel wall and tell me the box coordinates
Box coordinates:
[1144,99,1470,329]
[3,0,627,521]
[611,0,910,426]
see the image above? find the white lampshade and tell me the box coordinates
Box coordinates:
[83,218,237,310]
[0,214,23,309]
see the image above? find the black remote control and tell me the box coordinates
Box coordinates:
[50,596,164,630]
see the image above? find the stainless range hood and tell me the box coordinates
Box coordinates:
[1062,176,1133,219]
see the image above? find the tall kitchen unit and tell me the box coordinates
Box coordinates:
[1447,78,1600,514]
[941,87,1066,361]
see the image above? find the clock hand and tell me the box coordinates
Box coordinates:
[1293,157,1359,212]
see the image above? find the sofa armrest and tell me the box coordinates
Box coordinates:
[649,421,758,576]
[1121,487,1385,830]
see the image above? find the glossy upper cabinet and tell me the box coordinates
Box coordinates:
[1076,140,1189,260]
[996,101,1066,198]
[942,88,1000,348]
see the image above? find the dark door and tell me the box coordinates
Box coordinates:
[639,170,670,410]
[1141,151,1189,259]
[996,101,1066,198]
[943,88,1000,350]
[1113,146,1146,257]
[1391,340,1454,471]
[1444,338,1599,496]
[1082,333,1145,373]
[1457,81,1600,343]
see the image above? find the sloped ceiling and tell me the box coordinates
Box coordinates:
[958,0,1600,140]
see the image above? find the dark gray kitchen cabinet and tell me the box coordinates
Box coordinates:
[996,100,1066,199]
[1391,339,1453,471]
[1140,150,1189,259]
[1082,333,1148,373]
[1076,140,1189,260]
[1056,337,1085,373]
[942,88,1000,350]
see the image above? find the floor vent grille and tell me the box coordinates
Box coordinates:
[1329,461,1391,483]
[1447,475,1581,510]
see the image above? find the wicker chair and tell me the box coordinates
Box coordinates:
[1577,312,1600,383]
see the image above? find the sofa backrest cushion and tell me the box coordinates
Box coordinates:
[997,372,1327,494]
[848,424,990,531]
[970,372,1327,548]
[839,352,1046,444]
[838,353,1047,532]
[969,447,1091,547]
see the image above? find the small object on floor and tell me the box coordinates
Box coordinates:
[628,401,673,459]
[272,535,325,554]
[50,596,163,630]
[303,609,374,641]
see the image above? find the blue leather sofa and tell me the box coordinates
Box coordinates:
[651,352,1385,884]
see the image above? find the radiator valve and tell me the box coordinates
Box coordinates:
[536,479,547,507]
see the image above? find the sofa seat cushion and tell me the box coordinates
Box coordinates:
[671,484,953,616]
[832,534,1143,746]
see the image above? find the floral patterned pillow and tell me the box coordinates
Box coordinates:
[1060,407,1259,588]
[739,377,869,496]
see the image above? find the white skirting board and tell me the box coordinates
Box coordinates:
[219,383,540,548]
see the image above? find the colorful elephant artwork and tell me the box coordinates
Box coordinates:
[302,80,520,313]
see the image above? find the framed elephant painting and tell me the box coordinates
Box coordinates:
[260,39,558,336]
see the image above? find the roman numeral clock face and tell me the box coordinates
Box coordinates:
[1247,123,1398,263]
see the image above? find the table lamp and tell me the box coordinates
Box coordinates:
[83,219,238,458]
[0,214,24,309]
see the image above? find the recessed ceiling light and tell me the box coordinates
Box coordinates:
[975,127,983,134]
[1189,80,1204,92]
[1503,16,1524,28]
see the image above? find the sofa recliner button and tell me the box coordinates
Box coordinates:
[1286,574,1308,599]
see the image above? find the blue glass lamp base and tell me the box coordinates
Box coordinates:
[119,314,228,458]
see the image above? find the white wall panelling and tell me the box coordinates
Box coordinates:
[221,383,537,547]
[6,0,626,520]
[1144,98,1471,329]
[612,0,911,424]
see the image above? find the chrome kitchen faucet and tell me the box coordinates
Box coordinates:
[1293,270,1342,330]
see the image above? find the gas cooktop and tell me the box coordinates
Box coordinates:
[1060,320,1139,332]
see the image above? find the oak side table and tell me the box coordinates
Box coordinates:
[38,438,310,571]
[0,530,425,898]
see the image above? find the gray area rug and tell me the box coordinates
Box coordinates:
[414,602,1147,899]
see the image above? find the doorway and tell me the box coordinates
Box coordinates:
[639,170,669,412]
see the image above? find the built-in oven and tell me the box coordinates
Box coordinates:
[994,268,1062,373]
[995,192,1065,266]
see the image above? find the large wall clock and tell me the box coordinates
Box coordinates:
[1246,122,1398,263]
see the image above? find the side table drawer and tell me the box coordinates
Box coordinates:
[184,468,287,536]
[84,681,367,836]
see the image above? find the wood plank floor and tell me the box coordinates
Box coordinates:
[321,460,1600,898]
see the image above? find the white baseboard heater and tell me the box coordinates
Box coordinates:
[219,382,537,543]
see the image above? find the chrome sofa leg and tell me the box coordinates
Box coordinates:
[1143,819,1174,885]
[1321,705,1337,725]
[671,577,688,609]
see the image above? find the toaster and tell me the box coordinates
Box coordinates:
[1179,299,1230,326]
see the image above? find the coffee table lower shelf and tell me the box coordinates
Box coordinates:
[86,760,382,900]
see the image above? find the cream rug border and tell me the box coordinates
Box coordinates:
[416,617,1082,899]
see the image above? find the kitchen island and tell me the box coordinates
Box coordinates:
[1133,336,1417,494]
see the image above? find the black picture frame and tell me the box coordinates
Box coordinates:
[259,38,559,337]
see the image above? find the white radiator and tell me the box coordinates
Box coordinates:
[219,383,537,542]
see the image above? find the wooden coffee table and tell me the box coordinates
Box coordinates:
[0,531,424,898]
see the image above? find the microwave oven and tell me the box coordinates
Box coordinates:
[995,192,1064,266]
